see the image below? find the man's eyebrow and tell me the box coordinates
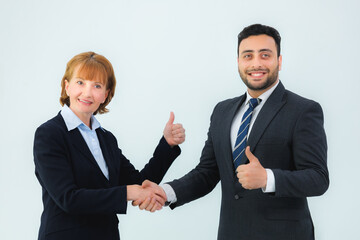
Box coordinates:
[241,50,254,55]
[240,49,273,55]
[259,48,273,52]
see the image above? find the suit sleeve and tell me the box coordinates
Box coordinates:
[272,101,329,197]
[168,107,221,208]
[34,125,129,215]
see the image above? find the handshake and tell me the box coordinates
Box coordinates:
[127,180,167,212]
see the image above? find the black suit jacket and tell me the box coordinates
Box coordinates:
[168,82,329,240]
[33,113,180,240]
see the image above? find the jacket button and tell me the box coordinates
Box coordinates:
[234,194,239,200]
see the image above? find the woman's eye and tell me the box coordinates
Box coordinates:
[95,84,102,89]
[76,80,83,85]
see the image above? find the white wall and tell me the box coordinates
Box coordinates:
[0,0,359,239]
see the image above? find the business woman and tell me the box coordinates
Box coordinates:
[33,51,185,240]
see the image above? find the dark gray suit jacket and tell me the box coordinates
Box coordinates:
[168,82,329,240]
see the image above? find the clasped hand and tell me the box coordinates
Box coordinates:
[128,180,166,213]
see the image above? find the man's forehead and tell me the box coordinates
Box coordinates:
[239,34,277,52]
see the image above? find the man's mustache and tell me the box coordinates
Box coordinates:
[245,68,269,74]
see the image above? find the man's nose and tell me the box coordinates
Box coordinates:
[251,56,263,69]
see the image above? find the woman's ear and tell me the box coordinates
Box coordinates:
[65,79,69,96]
[103,90,109,103]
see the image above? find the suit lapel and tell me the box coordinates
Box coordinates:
[56,112,98,168]
[246,82,286,156]
[69,129,99,167]
[69,128,110,183]
[96,128,117,186]
[222,94,247,176]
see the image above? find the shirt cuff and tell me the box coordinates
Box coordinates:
[160,183,177,204]
[262,169,276,193]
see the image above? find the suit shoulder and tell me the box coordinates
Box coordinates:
[284,90,321,108]
[33,114,69,154]
[213,96,243,110]
[35,114,66,137]
[217,95,243,105]
[283,89,324,118]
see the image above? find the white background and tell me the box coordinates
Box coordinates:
[1,0,359,239]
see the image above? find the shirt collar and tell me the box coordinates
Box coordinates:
[245,80,280,105]
[60,104,101,131]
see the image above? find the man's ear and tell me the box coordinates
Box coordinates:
[278,55,282,71]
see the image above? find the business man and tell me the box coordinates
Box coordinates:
[137,24,329,240]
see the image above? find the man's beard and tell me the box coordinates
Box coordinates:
[239,65,279,91]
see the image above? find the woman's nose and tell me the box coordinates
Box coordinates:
[83,84,92,96]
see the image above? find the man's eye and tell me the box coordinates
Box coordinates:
[262,54,269,58]
[244,55,251,59]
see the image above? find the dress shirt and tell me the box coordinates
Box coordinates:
[162,81,281,203]
[60,105,109,180]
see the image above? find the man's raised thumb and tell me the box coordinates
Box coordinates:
[245,146,257,163]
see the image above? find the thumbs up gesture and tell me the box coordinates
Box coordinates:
[236,146,267,190]
[163,112,185,147]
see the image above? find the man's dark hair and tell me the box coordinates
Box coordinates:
[237,24,281,57]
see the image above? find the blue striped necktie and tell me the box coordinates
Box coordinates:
[233,98,261,168]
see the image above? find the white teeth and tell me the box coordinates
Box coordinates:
[79,99,91,104]
[251,73,264,77]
